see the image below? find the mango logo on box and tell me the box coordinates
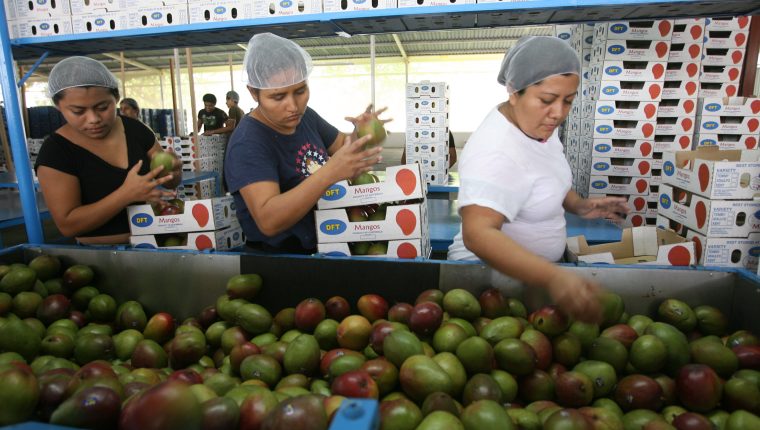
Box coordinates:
[323,184,347,201]
[602,86,619,95]
[749,246,760,257]
[594,162,610,171]
[355,0,368,4]
[94,18,105,26]
[596,125,613,134]
[558,32,571,40]
[233,232,240,241]
[704,103,722,113]
[754,210,760,220]
[659,194,672,209]
[608,45,625,55]
[595,143,611,153]
[702,121,719,130]
[131,213,154,228]
[37,0,46,4]
[700,139,717,146]
[214,6,226,14]
[597,105,615,115]
[151,12,163,20]
[663,161,675,176]
[320,220,347,235]
[610,24,628,34]
[280,0,293,7]
[591,180,608,190]
[40,23,50,30]
[605,66,622,76]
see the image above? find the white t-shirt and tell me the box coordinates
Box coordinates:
[448,106,572,262]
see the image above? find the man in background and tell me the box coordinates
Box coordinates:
[119,98,140,120]
[226,91,245,130]
[198,93,234,135]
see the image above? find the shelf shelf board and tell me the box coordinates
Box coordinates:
[10,0,760,60]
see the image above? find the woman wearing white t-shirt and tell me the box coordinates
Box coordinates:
[448,36,629,322]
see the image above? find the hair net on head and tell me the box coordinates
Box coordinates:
[242,33,313,90]
[498,36,580,94]
[47,56,119,98]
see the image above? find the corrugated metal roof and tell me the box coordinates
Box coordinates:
[18,26,553,78]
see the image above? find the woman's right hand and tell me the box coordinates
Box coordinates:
[324,134,383,183]
[119,160,176,204]
[545,268,603,324]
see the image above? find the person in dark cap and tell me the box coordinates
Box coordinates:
[447,36,629,322]
[225,90,245,130]
[35,56,181,245]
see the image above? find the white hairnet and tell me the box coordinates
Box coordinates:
[47,56,119,98]
[242,33,313,90]
[498,36,580,94]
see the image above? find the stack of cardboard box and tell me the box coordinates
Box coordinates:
[315,164,430,259]
[405,81,451,186]
[161,135,225,200]
[699,17,751,100]
[657,145,760,270]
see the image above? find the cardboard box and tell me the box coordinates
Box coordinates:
[594,20,674,41]
[699,65,743,83]
[323,0,396,11]
[588,193,654,213]
[657,98,697,117]
[72,12,129,34]
[128,5,189,28]
[686,230,760,270]
[406,98,449,114]
[69,0,130,13]
[591,139,655,158]
[406,82,449,98]
[593,101,658,121]
[596,39,671,61]
[130,224,245,251]
[127,196,236,235]
[654,134,693,152]
[617,213,658,228]
[595,81,662,102]
[4,0,70,19]
[554,24,576,41]
[698,97,760,117]
[701,48,745,66]
[189,1,255,23]
[661,146,760,199]
[406,128,448,143]
[318,164,425,209]
[658,184,760,237]
[318,238,432,259]
[660,80,699,99]
[315,203,425,243]
[698,82,740,98]
[593,119,656,139]
[671,19,706,43]
[655,116,696,135]
[705,16,752,31]
[253,0,321,16]
[9,17,72,38]
[703,29,749,49]
[567,226,695,266]
[408,112,449,128]
[698,116,760,135]
[694,133,758,150]
[589,176,650,195]
[667,42,703,61]
[664,61,700,80]
[591,157,652,177]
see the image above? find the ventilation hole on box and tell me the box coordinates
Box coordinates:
[341,0,348,9]
[87,22,92,31]
[142,16,147,25]
[54,24,59,33]
[85,0,90,5]
[740,172,751,188]
[51,0,56,8]
[232,8,238,18]
[736,211,746,226]
[167,13,173,24]
[298,1,304,12]
[205,10,210,20]
[372,0,378,7]
[731,249,742,263]
[227,238,231,248]
[110,20,115,30]
[31,25,37,35]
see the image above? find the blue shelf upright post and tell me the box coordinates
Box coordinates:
[0,1,44,244]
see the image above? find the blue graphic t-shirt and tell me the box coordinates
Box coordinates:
[224,107,339,251]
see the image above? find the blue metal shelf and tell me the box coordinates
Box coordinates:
[9,0,760,59]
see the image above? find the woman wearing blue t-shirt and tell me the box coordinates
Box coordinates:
[224,33,384,254]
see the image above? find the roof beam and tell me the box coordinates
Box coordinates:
[392,34,407,60]
[102,53,158,73]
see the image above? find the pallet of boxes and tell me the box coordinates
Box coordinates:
[163,135,225,200]
[584,19,671,227]
[315,164,430,259]
[405,81,450,186]
[657,97,760,270]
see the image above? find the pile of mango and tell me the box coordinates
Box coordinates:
[1,253,760,430]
